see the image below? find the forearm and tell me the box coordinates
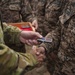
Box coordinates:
[0,44,38,75]
[39,0,65,51]
[3,23,22,45]
[40,26,61,53]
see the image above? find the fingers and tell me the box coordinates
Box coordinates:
[37,54,46,63]
[35,32,43,39]
[32,20,38,29]
[32,46,46,62]
[20,31,43,45]
[20,31,43,39]
[25,40,38,46]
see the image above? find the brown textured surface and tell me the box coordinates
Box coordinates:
[25,65,50,75]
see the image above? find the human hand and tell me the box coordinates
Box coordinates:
[31,45,46,64]
[32,20,38,30]
[20,31,43,45]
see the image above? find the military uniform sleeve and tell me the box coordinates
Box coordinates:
[40,0,66,52]
[20,0,37,22]
[0,44,38,75]
[3,23,22,45]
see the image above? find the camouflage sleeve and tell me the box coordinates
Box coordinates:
[40,0,66,52]
[0,44,38,75]
[20,0,37,22]
[3,23,22,45]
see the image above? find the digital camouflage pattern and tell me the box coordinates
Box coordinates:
[0,1,51,75]
[20,0,54,36]
[0,0,51,52]
[0,0,27,52]
[40,0,75,75]
[0,0,22,22]
[0,21,38,75]
[0,0,58,36]
[0,0,61,52]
